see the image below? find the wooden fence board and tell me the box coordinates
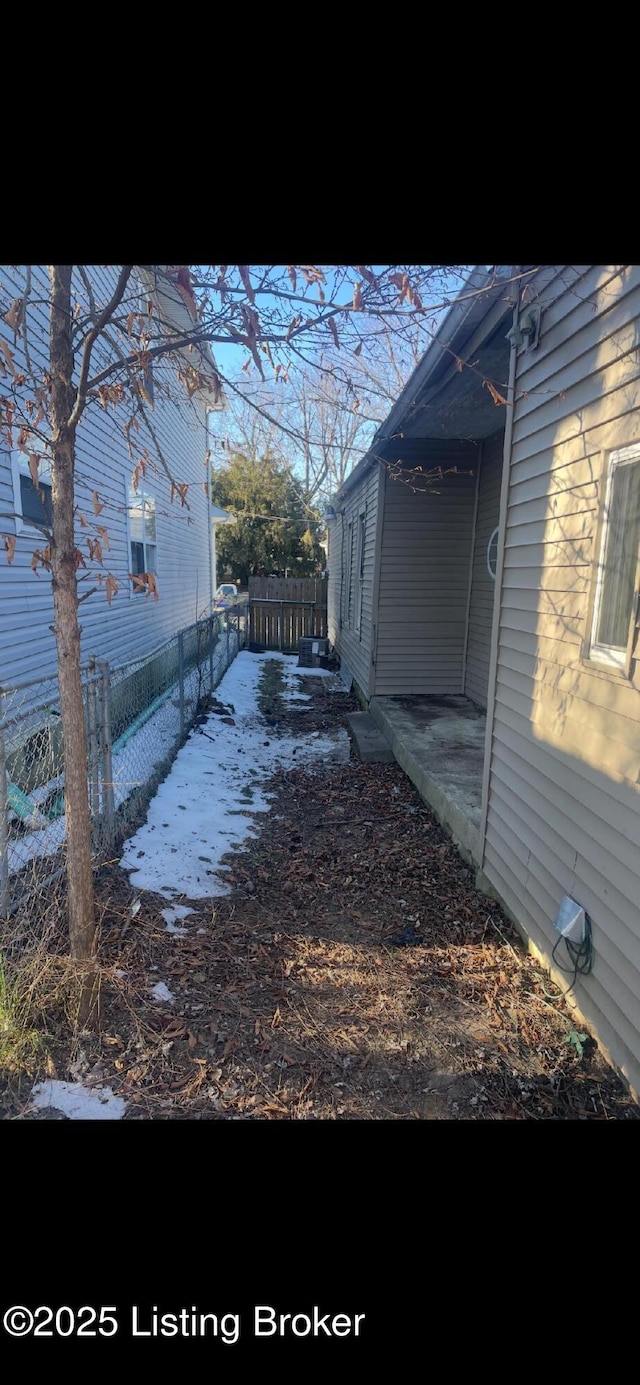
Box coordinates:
[248,577,327,651]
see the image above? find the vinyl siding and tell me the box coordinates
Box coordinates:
[464,429,504,708]
[327,462,382,698]
[0,266,212,692]
[483,264,640,1096]
[374,445,478,696]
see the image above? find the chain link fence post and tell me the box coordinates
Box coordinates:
[178,630,185,739]
[0,694,9,917]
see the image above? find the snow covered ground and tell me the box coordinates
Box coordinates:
[28,652,349,1120]
[6,639,235,878]
[119,652,349,900]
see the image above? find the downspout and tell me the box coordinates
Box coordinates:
[369,460,386,696]
[339,509,345,629]
[205,409,215,615]
[478,275,520,868]
[461,441,483,696]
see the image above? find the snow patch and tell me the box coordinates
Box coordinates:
[161,905,194,936]
[30,1080,126,1121]
[150,981,175,1002]
[121,652,349,899]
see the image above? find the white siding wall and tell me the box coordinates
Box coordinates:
[0,266,212,690]
[465,429,504,708]
[483,265,640,1095]
[375,446,478,696]
[327,463,381,698]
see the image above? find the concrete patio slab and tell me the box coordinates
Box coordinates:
[369,695,486,865]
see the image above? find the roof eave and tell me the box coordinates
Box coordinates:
[333,266,515,503]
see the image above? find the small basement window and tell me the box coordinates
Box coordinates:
[11,448,53,531]
[588,443,640,673]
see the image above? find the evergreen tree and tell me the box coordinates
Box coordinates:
[211,451,324,583]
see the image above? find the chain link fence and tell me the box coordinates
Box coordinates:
[0,602,248,918]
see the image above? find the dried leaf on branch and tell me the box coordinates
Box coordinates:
[105,573,119,604]
[237,266,255,305]
[31,546,52,576]
[0,339,17,375]
[3,297,24,334]
[129,571,159,600]
[28,453,44,500]
[87,538,104,565]
[353,265,377,288]
[98,382,126,410]
[484,380,508,407]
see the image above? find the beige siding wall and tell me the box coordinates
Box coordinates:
[465,429,504,708]
[375,446,478,696]
[0,266,212,692]
[483,264,640,1095]
[327,463,382,698]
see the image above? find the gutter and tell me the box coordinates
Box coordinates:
[478,271,521,861]
[206,416,215,617]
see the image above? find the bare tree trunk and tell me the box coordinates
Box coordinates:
[49,265,97,1026]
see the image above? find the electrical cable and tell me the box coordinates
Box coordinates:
[542,913,594,1001]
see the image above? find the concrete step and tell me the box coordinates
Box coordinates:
[345,712,396,764]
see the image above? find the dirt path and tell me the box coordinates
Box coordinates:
[5,659,638,1120]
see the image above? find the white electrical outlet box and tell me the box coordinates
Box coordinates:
[554,896,586,944]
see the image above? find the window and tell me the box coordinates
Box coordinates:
[127,483,157,592]
[487,526,499,580]
[355,509,366,634]
[588,444,640,673]
[11,447,53,531]
[345,519,354,627]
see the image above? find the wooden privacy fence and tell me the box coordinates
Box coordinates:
[248,576,327,652]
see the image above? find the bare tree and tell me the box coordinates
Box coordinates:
[215,368,374,506]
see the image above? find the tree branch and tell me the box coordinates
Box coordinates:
[68,265,134,429]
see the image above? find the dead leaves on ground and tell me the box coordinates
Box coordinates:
[19,679,637,1123]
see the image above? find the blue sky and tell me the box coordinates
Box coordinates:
[203,265,475,384]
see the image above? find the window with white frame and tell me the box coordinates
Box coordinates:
[355,509,366,635]
[11,447,53,532]
[588,444,640,672]
[343,517,353,628]
[127,482,157,592]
